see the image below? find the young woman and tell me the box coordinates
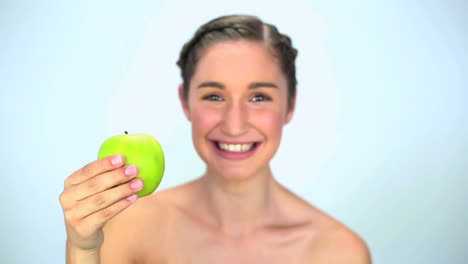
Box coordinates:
[60,15,371,263]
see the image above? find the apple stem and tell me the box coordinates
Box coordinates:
[124,131,128,134]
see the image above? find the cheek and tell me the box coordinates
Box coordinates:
[190,105,222,136]
[251,108,285,137]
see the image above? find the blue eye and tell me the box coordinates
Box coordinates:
[251,94,271,102]
[203,94,223,101]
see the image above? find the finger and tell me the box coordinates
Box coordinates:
[72,177,143,219]
[72,164,139,201]
[78,192,139,234]
[65,154,125,188]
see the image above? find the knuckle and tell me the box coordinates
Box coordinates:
[64,173,78,187]
[59,191,73,209]
[64,211,77,224]
[81,162,94,177]
[85,178,99,193]
[91,194,107,207]
[63,177,70,187]
[98,207,114,220]
[59,193,65,205]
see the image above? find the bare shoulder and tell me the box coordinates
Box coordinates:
[277,185,371,263]
[310,214,371,263]
[302,203,371,263]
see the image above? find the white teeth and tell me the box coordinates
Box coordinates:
[218,142,255,152]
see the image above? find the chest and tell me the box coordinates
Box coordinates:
[140,219,313,264]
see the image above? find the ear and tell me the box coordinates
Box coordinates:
[284,96,296,124]
[178,84,191,121]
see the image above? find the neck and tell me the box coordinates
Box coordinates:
[199,166,277,238]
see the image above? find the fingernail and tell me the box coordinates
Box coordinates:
[130,179,143,190]
[126,194,137,201]
[111,155,123,166]
[125,165,137,177]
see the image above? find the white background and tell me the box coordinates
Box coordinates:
[1,0,467,263]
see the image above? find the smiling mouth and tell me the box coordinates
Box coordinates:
[214,141,259,153]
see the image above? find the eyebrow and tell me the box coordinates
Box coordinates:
[197,81,278,89]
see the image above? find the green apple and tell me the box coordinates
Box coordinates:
[98,132,165,197]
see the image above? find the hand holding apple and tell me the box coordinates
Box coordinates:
[97,132,165,197]
[59,132,165,254]
[59,154,143,252]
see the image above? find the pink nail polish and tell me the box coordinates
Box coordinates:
[111,155,123,166]
[126,194,137,201]
[125,165,137,177]
[130,179,143,190]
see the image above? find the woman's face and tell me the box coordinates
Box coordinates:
[179,40,295,181]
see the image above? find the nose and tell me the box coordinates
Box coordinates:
[220,101,249,137]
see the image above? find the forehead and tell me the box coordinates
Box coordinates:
[191,40,286,87]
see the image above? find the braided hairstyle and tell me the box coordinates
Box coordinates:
[176,15,298,110]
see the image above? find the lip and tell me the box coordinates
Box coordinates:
[214,140,259,144]
[210,140,261,160]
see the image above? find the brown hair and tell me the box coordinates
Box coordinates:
[176,14,298,110]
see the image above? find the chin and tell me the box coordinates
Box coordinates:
[219,170,250,181]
